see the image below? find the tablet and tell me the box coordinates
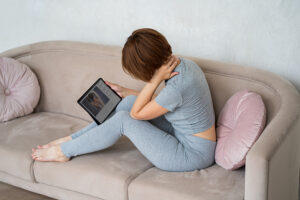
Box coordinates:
[77,78,122,125]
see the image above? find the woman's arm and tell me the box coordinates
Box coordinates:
[126,88,158,100]
[130,55,180,120]
[105,80,158,100]
[130,78,162,118]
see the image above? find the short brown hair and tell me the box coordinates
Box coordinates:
[122,28,172,82]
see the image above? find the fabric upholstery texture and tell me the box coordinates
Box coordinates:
[0,41,299,200]
[0,111,153,200]
[215,89,267,170]
[128,164,245,200]
[0,57,40,122]
[0,112,90,182]
[0,170,104,200]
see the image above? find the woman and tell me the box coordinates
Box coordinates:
[31,28,217,172]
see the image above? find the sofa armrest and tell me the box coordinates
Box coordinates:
[245,86,300,200]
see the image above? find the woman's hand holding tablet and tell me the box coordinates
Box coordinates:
[77,78,122,125]
[104,80,127,98]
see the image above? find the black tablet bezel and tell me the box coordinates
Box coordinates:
[77,77,122,125]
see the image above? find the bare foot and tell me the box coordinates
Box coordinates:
[37,136,72,149]
[31,144,70,162]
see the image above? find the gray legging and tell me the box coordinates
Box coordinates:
[60,95,216,172]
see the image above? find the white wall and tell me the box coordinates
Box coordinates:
[0,0,299,92]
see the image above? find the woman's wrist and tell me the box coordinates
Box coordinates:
[150,76,162,85]
[124,88,139,97]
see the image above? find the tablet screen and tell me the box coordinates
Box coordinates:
[77,78,122,125]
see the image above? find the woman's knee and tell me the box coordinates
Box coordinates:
[112,110,138,134]
[113,110,135,124]
[115,95,137,112]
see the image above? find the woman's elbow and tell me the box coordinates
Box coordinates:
[130,111,139,120]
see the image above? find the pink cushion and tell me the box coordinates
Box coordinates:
[0,57,40,122]
[215,89,267,170]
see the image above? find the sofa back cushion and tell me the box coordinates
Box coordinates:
[1,41,281,127]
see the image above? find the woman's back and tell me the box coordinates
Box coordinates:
[154,57,215,135]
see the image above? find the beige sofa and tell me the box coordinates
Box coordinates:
[0,41,299,200]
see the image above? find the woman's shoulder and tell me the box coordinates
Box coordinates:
[179,57,205,81]
[165,57,205,85]
[180,57,204,72]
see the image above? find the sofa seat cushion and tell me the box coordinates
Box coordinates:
[0,112,90,181]
[0,111,154,200]
[128,164,245,200]
[32,115,154,200]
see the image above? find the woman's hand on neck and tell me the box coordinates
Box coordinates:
[129,56,179,118]
[150,55,180,84]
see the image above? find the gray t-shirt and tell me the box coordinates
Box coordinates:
[154,57,215,135]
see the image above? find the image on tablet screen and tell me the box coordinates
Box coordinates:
[82,86,109,117]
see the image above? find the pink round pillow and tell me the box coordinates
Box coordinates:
[0,57,40,122]
[215,89,267,170]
